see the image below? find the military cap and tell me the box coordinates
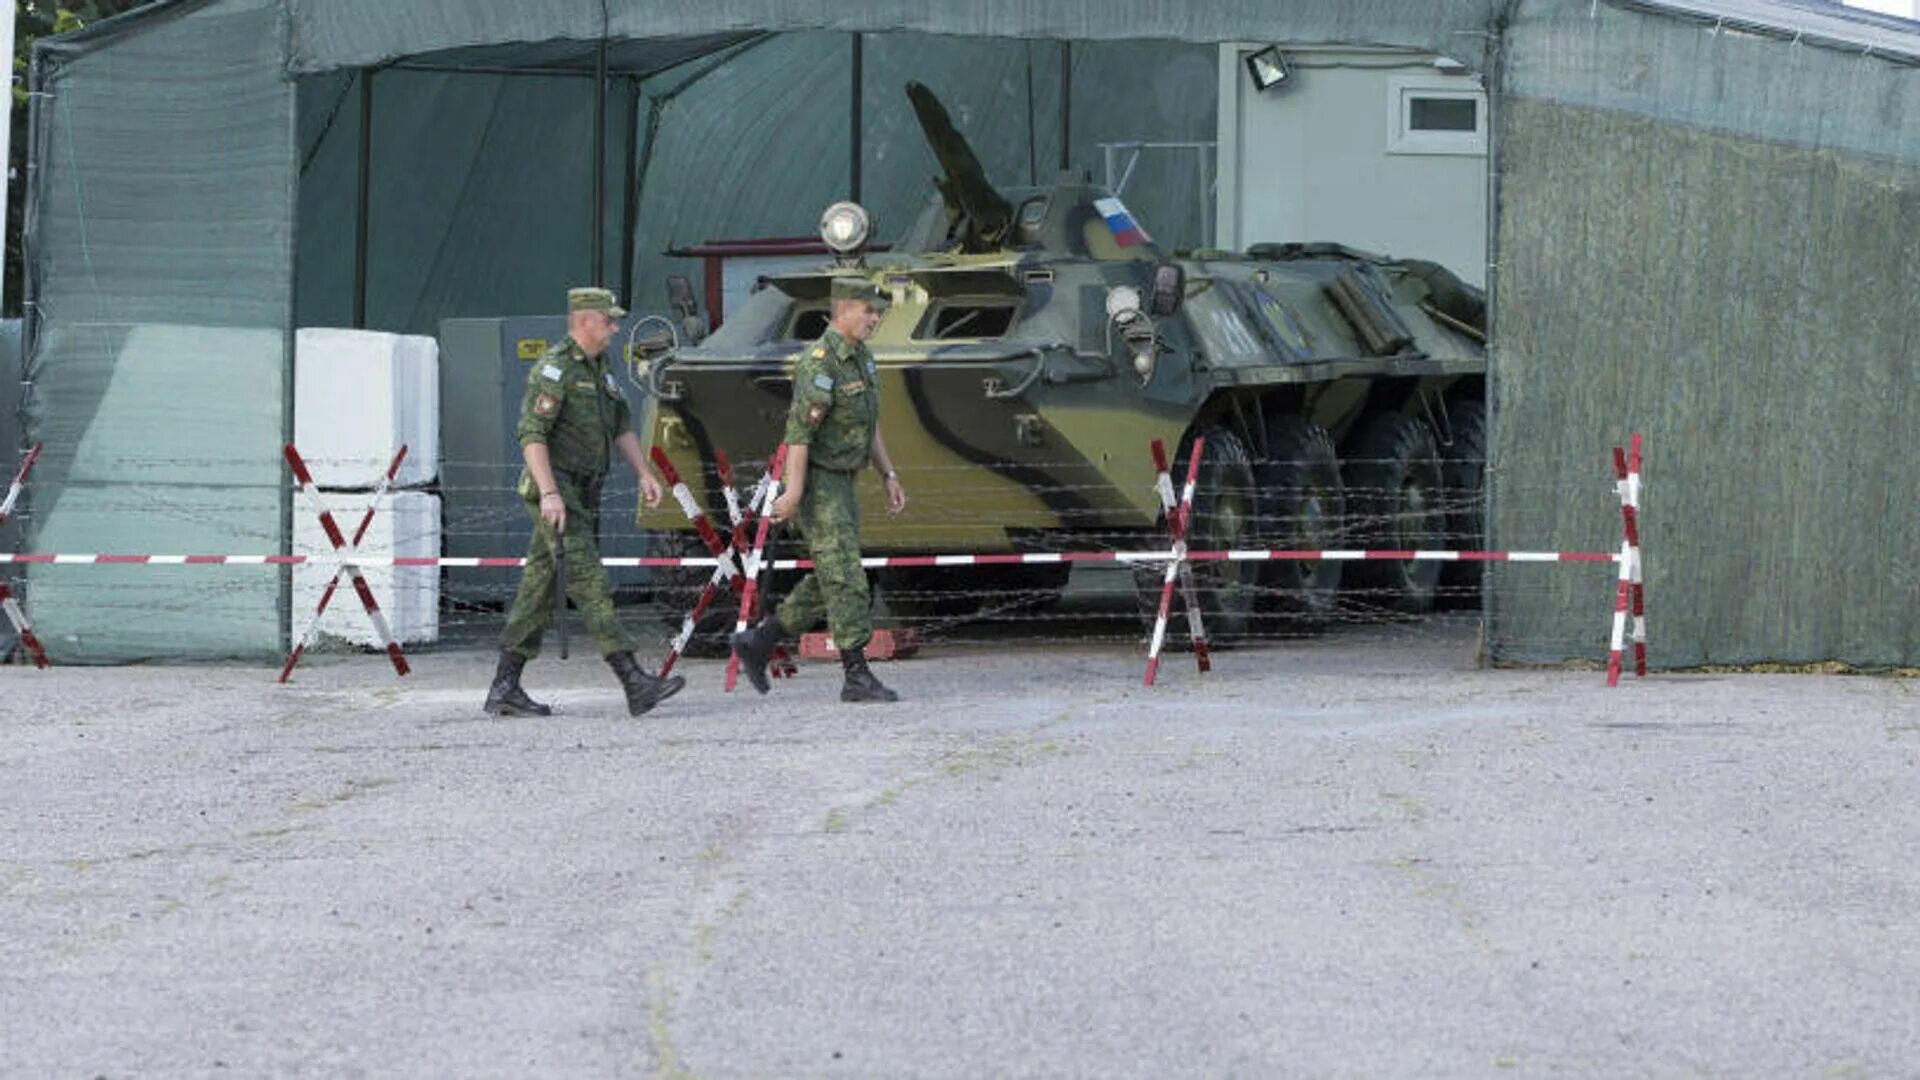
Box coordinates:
[568,286,627,318]
[829,276,891,310]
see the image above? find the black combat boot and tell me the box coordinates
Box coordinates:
[729,614,785,695]
[606,650,685,716]
[839,645,899,704]
[483,649,552,717]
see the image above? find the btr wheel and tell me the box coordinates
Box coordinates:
[1133,426,1260,643]
[1341,411,1444,613]
[1254,415,1345,628]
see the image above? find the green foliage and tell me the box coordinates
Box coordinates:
[15,2,145,103]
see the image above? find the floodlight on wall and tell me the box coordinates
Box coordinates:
[1245,46,1292,92]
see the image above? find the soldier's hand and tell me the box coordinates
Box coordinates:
[885,474,907,516]
[770,488,800,524]
[539,491,568,534]
[640,468,664,509]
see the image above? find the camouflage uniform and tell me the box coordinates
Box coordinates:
[776,324,883,652]
[500,336,636,659]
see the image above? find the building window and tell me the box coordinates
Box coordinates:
[1386,75,1487,156]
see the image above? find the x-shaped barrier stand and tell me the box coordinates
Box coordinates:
[1143,437,1211,687]
[714,449,799,681]
[725,444,790,693]
[653,446,796,681]
[1606,433,1649,687]
[280,443,412,682]
[1,443,50,668]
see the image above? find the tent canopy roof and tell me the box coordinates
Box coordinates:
[36,0,1505,71]
[40,0,1920,74]
[388,32,763,78]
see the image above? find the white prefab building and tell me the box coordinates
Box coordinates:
[1216,45,1489,286]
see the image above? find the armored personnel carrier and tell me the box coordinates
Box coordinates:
[640,82,1486,640]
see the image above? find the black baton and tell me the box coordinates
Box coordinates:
[553,520,568,660]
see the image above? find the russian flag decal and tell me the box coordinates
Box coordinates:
[1093,197,1151,248]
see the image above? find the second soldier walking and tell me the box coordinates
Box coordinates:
[731,276,905,703]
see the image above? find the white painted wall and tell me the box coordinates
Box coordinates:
[1216,45,1488,286]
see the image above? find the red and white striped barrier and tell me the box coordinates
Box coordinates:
[2,443,51,668]
[725,444,789,692]
[1144,437,1210,687]
[0,442,42,528]
[654,444,741,676]
[1607,434,1648,687]
[0,582,50,669]
[652,447,796,680]
[5,423,1662,687]
[0,548,1624,570]
[281,443,411,681]
[4,433,1638,687]
[712,450,798,681]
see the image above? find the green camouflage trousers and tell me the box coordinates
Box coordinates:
[500,475,634,659]
[776,468,873,652]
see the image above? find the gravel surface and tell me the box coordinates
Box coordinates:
[4,620,1917,1078]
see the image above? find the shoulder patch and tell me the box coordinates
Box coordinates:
[540,363,564,381]
[803,401,828,427]
[812,373,835,392]
[533,393,558,417]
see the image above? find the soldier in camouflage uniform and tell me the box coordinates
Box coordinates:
[732,277,906,703]
[485,286,686,718]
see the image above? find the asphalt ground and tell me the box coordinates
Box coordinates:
[3,618,1917,1078]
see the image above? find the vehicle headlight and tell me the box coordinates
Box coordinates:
[819,201,872,254]
[1106,286,1157,383]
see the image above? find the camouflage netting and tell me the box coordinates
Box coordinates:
[1491,0,1920,667]
[15,0,1920,663]
[22,0,292,660]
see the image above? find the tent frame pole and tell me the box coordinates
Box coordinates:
[592,37,609,284]
[351,67,372,329]
[849,32,863,203]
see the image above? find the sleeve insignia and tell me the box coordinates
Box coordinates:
[812,372,835,392]
[533,393,558,417]
[803,401,828,427]
[605,373,619,392]
[540,363,564,381]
